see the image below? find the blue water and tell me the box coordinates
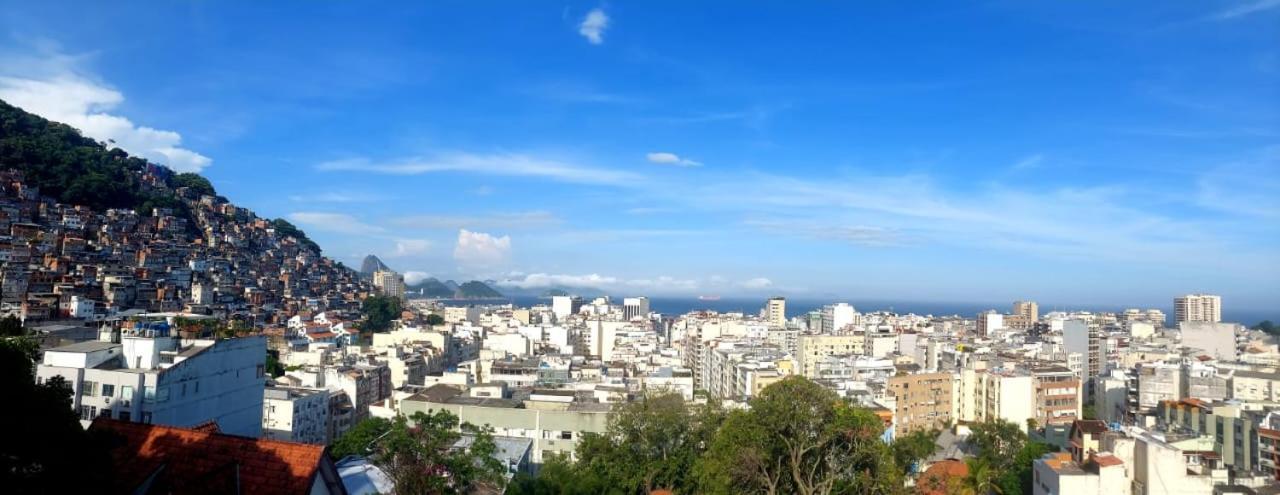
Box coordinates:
[432,296,1276,326]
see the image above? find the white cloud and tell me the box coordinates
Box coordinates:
[453,229,511,269]
[403,271,432,285]
[317,152,641,186]
[390,211,560,230]
[742,277,773,290]
[0,44,211,173]
[495,272,699,292]
[287,212,385,235]
[1211,0,1280,20]
[578,9,610,45]
[646,152,702,167]
[392,239,432,257]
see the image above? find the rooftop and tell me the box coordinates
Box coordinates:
[46,340,119,353]
[89,418,330,495]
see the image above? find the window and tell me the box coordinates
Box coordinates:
[118,410,131,422]
[122,385,134,402]
[102,384,115,398]
[79,406,96,420]
[256,364,265,379]
[156,387,170,403]
[82,381,98,397]
[143,386,155,403]
[140,412,152,424]
[560,431,573,440]
[99,408,111,418]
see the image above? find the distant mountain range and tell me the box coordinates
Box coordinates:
[358,254,503,299]
[406,277,503,299]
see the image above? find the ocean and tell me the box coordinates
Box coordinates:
[427,295,1277,326]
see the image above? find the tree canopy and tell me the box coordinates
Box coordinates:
[333,411,505,494]
[361,294,402,333]
[0,336,113,492]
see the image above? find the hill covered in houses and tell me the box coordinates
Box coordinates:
[0,98,368,327]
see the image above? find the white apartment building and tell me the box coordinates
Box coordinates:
[622,297,650,321]
[37,330,267,437]
[1174,294,1221,323]
[1179,322,1237,361]
[821,303,857,333]
[262,386,330,444]
[372,270,406,300]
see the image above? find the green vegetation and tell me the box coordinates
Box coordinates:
[509,377,904,495]
[361,294,402,333]
[265,350,285,378]
[0,335,112,491]
[425,313,445,326]
[0,315,23,337]
[1254,320,1278,335]
[171,172,216,197]
[891,429,941,475]
[966,419,1056,495]
[270,218,321,253]
[408,277,455,298]
[331,411,505,494]
[456,280,502,298]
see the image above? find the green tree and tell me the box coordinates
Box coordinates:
[330,417,393,459]
[0,336,113,492]
[361,295,402,333]
[584,393,725,494]
[1253,320,1278,335]
[265,350,285,378]
[891,429,940,475]
[996,440,1054,495]
[425,313,445,326]
[172,172,216,196]
[0,314,23,337]
[962,457,1002,495]
[697,376,902,495]
[967,419,1026,471]
[371,410,506,494]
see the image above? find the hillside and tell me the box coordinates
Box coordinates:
[405,277,503,299]
[0,99,322,254]
[0,98,361,322]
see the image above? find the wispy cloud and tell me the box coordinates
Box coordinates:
[391,239,432,257]
[1011,153,1044,171]
[288,192,386,203]
[741,277,773,290]
[390,211,561,230]
[521,81,637,104]
[0,41,211,172]
[287,212,385,235]
[1210,0,1280,20]
[745,218,905,247]
[646,152,702,167]
[578,8,610,45]
[316,152,642,186]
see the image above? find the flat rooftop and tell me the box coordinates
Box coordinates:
[47,341,120,353]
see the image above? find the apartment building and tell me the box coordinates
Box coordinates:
[262,386,330,444]
[36,325,267,436]
[798,333,865,378]
[887,372,955,434]
[1174,294,1221,323]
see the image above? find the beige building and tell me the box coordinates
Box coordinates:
[372,270,406,300]
[765,297,786,328]
[956,369,1035,431]
[1014,300,1040,322]
[798,334,864,378]
[1174,294,1221,323]
[887,372,954,434]
[400,385,610,465]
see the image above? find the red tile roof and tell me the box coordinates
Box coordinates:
[917,459,968,495]
[89,418,329,495]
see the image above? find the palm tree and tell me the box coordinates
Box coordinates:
[962,458,1003,495]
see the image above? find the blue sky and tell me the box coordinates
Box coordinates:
[0,1,1277,309]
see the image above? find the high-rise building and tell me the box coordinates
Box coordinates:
[1013,300,1039,322]
[623,297,650,321]
[821,303,856,333]
[765,297,786,328]
[976,310,1004,337]
[372,269,405,300]
[1174,294,1221,323]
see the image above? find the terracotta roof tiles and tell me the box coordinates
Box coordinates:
[89,418,328,495]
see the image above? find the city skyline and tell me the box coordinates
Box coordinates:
[0,2,1277,309]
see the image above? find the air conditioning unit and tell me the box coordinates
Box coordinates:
[104,397,111,405]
